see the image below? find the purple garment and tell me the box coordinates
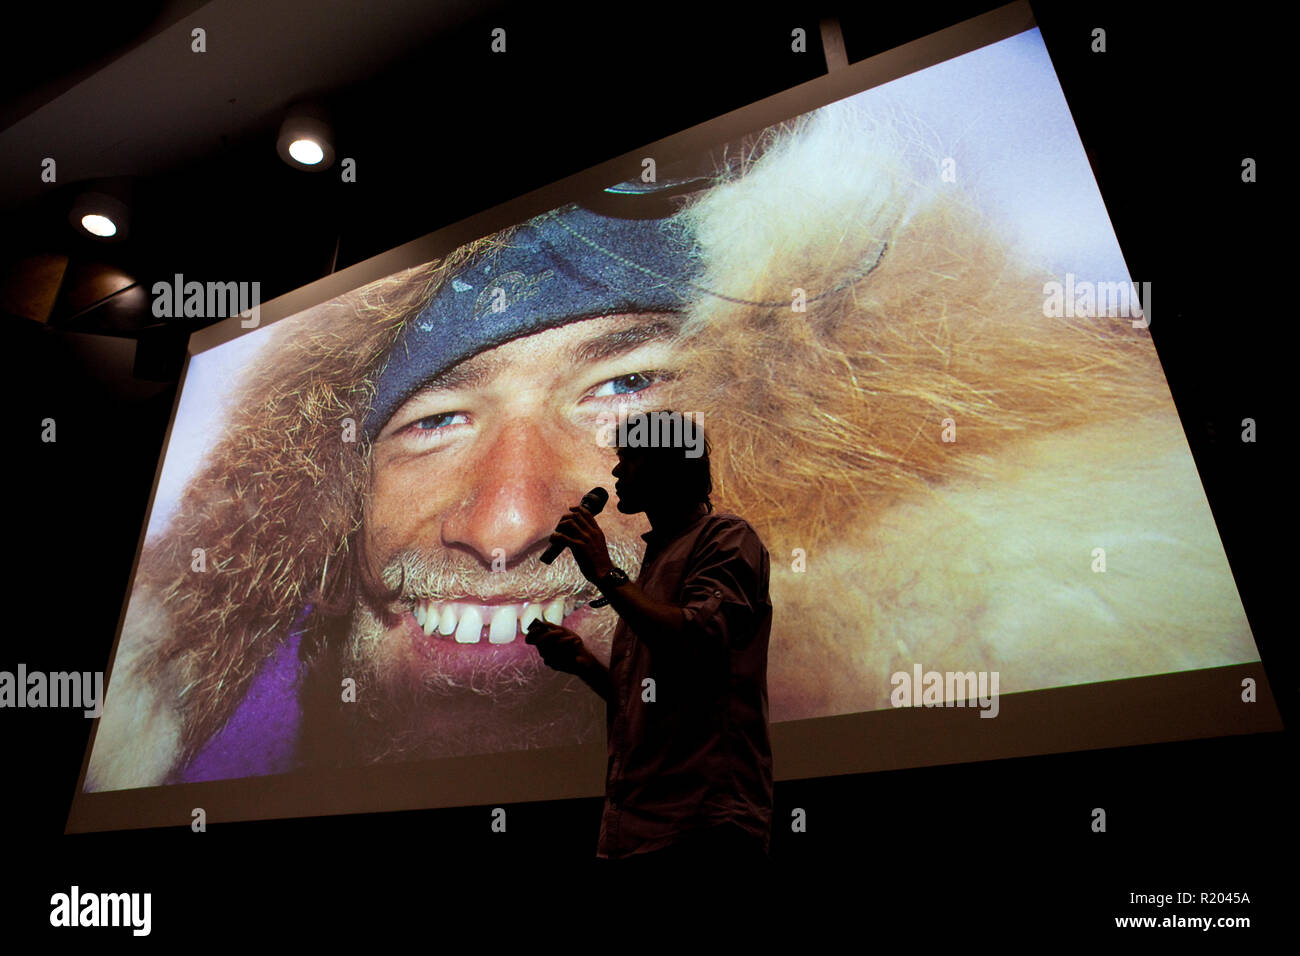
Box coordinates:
[175,608,310,783]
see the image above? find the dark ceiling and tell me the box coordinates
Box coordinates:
[0,0,846,348]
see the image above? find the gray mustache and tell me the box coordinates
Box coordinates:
[381,538,644,602]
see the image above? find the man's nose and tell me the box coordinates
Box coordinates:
[441,421,577,567]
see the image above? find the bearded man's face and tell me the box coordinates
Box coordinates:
[346,312,680,760]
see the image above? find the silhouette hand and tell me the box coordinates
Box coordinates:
[524,620,594,675]
[548,506,613,583]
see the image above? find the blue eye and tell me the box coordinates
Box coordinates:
[412,412,467,431]
[593,372,659,397]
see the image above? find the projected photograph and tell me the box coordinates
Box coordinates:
[83,27,1258,795]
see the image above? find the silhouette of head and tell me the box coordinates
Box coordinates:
[611,410,712,516]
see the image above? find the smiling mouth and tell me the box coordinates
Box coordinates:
[410,596,583,645]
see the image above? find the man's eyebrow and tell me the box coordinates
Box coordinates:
[406,354,506,397]
[569,320,677,365]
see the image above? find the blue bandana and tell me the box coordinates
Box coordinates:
[364,200,706,440]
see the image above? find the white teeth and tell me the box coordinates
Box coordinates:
[455,605,483,643]
[543,598,565,625]
[414,597,574,644]
[489,605,517,644]
[520,604,545,632]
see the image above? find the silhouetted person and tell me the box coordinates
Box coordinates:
[527,410,774,907]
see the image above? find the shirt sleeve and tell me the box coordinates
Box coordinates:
[679,518,767,654]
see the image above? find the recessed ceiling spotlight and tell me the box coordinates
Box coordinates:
[81,214,117,237]
[69,190,130,241]
[277,101,335,171]
[288,138,325,165]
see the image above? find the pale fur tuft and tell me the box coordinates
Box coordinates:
[682,98,930,313]
[84,589,182,791]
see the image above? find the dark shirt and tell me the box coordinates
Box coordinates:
[597,503,774,859]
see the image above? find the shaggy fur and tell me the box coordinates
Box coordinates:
[86,97,1254,790]
[673,102,1162,545]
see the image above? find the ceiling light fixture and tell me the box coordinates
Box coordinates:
[277,101,335,171]
[69,189,131,241]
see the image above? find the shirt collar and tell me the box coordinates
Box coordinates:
[641,502,710,547]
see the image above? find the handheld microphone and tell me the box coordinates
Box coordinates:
[540,487,609,564]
